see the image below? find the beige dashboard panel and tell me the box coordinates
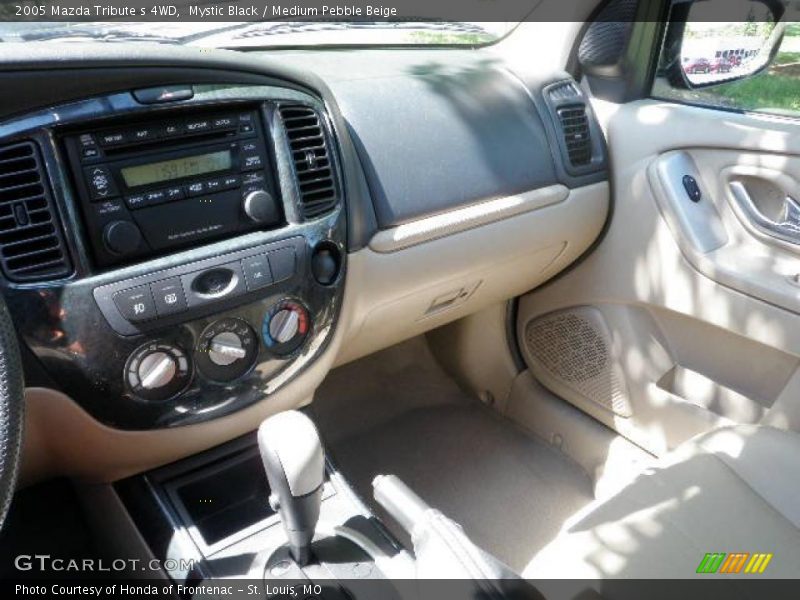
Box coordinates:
[337,182,609,365]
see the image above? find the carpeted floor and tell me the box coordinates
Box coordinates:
[311,336,595,573]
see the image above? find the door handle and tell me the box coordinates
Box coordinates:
[728,180,800,246]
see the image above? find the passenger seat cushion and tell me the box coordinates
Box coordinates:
[523,426,800,579]
[685,425,800,529]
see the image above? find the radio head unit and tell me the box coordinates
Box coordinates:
[64,106,282,268]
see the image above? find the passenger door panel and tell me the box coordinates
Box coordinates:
[516,100,800,456]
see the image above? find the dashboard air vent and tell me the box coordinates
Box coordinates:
[548,81,581,102]
[0,142,71,282]
[556,105,592,167]
[279,105,338,219]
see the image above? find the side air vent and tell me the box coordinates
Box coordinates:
[556,105,592,167]
[279,105,338,219]
[548,80,581,102]
[0,142,71,282]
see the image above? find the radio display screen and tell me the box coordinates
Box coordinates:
[121,150,232,188]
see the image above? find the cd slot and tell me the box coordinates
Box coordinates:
[101,129,237,157]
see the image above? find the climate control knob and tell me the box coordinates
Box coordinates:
[262,300,311,356]
[269,309,300,344]
[208,331,248,366]
[138,351,177,390]
[195,318,259,383]
[125,342,192,402]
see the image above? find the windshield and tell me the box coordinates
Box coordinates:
[0,21,517,48]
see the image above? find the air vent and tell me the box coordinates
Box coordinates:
[279,105,338,219]
[556,105,592,167]
[548,81,581,102]
[0,142,71,282]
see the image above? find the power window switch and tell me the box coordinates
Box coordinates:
[682,175,702,202]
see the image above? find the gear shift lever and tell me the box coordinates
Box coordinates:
[258,411,325,566]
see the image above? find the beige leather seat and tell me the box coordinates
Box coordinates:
[523,426,800,579]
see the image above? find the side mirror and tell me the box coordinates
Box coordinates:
[666,0,785,89]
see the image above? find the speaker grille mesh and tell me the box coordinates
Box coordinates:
[524,308,631,417]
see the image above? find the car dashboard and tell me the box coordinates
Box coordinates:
[0,43,609,480]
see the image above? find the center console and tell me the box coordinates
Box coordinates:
[0,83,346,430]
[115,427,404,594]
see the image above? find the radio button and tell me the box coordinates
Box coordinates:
[241,141,258,153]
[99,131,127,147]
[81,147,100,160]
[130,127,155,142]
[145,190,167,204]
[239,113,255,135]
[85,165,118,201]
[186,181,206,196]
[242,154,263,171]
[243,172,265,186]
[125,194,147,210]
[205,178,223,193]
[93,199,125,217]
[79,133,96,148]
[150,278,187,317]
[185,119,211,134]
[162,122,184,137]
[114,285,156,323]
[212,116,237,130]
[165,187,184,201]
[221,175,240,190]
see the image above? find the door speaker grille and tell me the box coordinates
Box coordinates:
[524,307,631,417]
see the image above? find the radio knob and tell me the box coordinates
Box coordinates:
[137,351,178,391]
[243,190,277,224]
[208,331,248,366]
[103,220,142,255]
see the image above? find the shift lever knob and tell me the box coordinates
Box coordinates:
[258,411,325,566]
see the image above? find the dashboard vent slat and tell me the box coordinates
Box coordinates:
[279,105,338,219]
[556,105,592,167]
[548,80,581,102]
[0,141,71,282]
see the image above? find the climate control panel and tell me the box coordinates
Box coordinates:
[123,300,315,402]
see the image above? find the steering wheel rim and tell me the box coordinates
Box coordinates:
[0,293,24,530]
